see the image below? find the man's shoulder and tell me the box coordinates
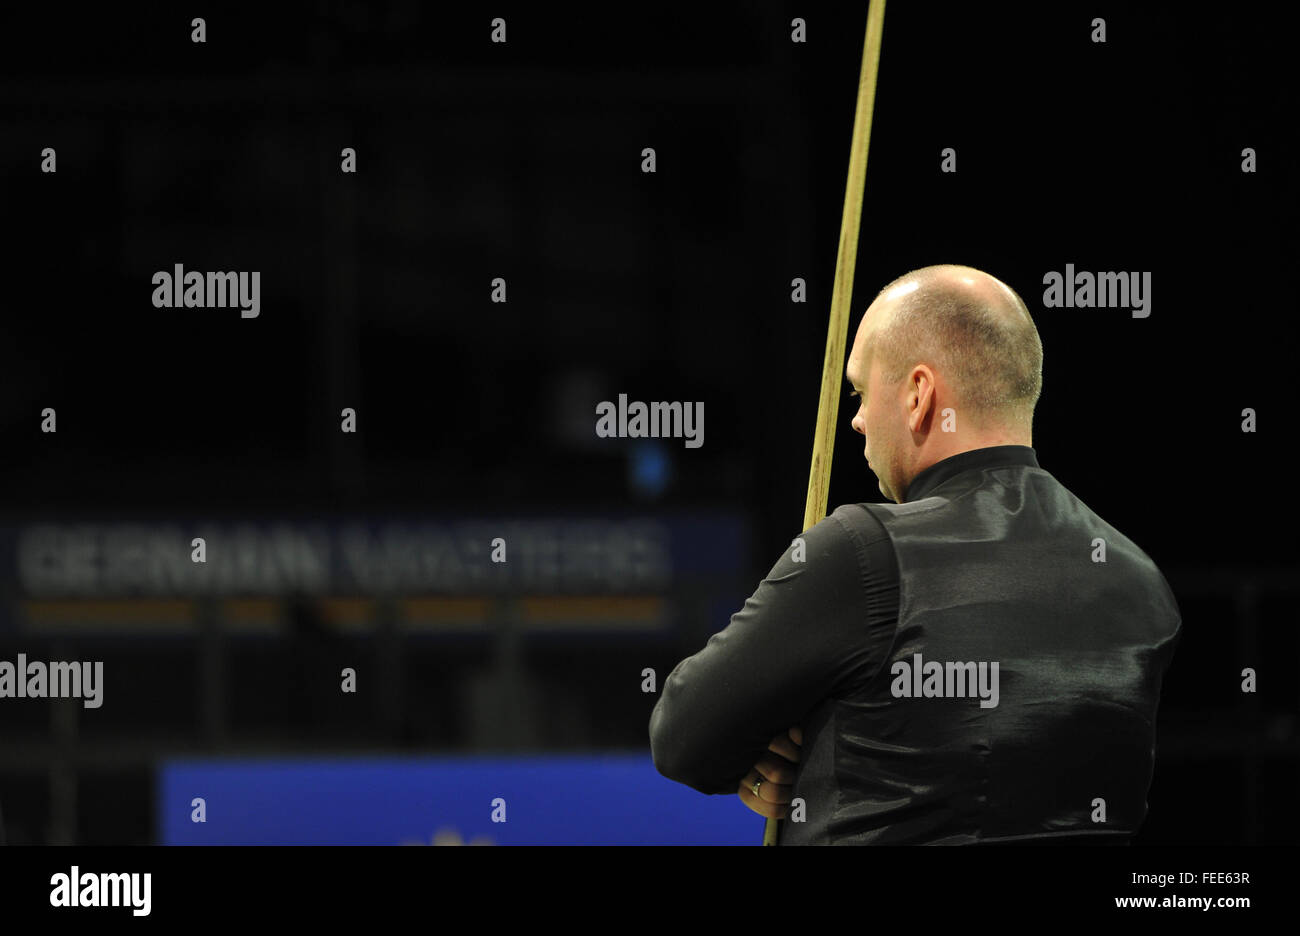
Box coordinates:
[793,505,899,587]
[782,505,896,568]
[822,503,894,550]
[832,499,942,531]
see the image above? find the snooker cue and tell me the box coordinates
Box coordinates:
[762,0,887,847]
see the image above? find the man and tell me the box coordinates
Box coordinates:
[648,264,1181,844]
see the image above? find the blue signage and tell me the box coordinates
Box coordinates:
[159,754,758,845]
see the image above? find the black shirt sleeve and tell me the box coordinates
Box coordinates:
[648,505,899,795]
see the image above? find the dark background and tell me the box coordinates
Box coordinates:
[0,1,1295,844]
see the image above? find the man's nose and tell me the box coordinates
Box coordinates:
[851,412,864,435]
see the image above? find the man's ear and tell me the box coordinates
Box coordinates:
[907,366,937,433]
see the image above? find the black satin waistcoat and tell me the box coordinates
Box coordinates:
[780,455,1182,844]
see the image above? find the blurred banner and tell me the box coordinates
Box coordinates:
[0,512,749,634]
[159,755,755,845]
[5,514,751,598]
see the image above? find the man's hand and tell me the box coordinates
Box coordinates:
[738,725,802,819]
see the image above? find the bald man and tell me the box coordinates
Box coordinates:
[649,265,1182,844]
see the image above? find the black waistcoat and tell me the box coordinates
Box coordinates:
[781,450,1181,844]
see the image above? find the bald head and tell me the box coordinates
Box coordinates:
[860,264,1042,433]
[844,265,1043,502]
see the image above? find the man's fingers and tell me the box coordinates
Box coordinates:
[737,774,789,820]
[742,727,804,819]
[753,752,797,788]
[746,765,794,806]
[767,731,801,764]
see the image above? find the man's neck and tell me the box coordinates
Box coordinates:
[913,435,1032,477]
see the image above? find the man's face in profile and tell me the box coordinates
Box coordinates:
[846,298,903,503]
